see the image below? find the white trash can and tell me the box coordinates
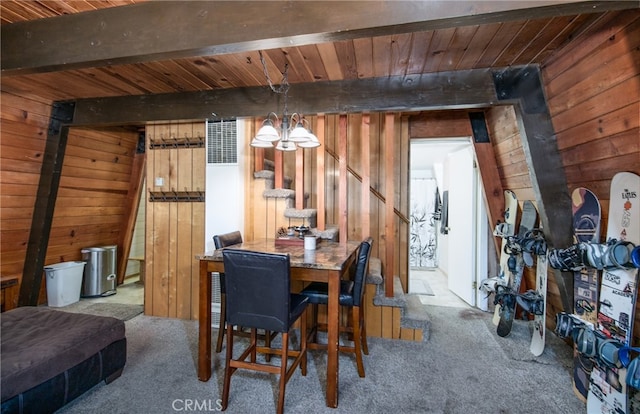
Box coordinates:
[44,261,86,307]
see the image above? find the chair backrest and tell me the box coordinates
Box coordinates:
[213,231,243,249]
[222,249,292,333]
[351,237,373,306]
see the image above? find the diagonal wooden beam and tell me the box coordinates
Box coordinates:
[492,65,573,313]
[2,1,636,76]
[18,102,75,306]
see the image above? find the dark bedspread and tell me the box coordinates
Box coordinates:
[1,306,125,401]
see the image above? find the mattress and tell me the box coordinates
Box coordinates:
[1,306,125,402]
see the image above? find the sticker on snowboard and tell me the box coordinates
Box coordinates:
[572,187,601,401]
[587,172,640,414]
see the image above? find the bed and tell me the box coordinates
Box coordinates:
[1,306,127,413]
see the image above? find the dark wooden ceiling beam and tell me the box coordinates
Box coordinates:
[3,1,636,76]
[71,69,498,125]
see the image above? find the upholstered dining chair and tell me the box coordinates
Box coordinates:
[299,237,373,377]
[213,231,243,353]
[221,249,309,414]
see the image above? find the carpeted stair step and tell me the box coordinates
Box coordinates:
[401,294,431,341]
[284,208,317,229]
[254,169,293,190]
[366,257,383,285]
[372,274,431,342]
[373,275,406,308]
[310,226,339,241]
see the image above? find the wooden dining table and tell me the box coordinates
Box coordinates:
[196,238,360,408]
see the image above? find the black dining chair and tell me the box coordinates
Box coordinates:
[299,237,373,377]
[213,231,243,353]
[221,249,309,414]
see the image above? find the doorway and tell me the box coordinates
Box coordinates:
[120,184,145,305]
[409,139,489,309]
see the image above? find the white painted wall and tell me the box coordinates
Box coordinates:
[204,120,246,252]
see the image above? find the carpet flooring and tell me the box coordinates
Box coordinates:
[54,301,143,321]
[54,304,586,414]
[80,303,143,321]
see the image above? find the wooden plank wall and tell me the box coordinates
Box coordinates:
[245,113,411,339]
[1,90,141,306]
[144,121,205,319]
[1,91,52,305]
[541,12,640,342]
[48,125,139,269]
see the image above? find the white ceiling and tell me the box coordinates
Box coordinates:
[410,139,471,173]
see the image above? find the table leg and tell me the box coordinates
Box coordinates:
[326,270,340,408]
[198,260,212,381]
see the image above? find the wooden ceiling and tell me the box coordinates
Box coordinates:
[1,1,638,109]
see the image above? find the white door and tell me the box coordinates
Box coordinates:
[445,145,476,306]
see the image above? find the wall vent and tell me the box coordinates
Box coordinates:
[207,120,237,164]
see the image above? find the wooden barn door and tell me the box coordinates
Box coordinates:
[144,122,205,319]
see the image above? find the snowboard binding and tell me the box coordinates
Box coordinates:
[478,276,507,296]
[554,312,585,339]
[547,244,585,271]
[516,289,544,317]
[580,238,636,270]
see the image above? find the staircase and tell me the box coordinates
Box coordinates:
[255,168,431,342]
[370,268,432,342]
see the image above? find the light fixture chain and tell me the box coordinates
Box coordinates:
[259,51,289,96]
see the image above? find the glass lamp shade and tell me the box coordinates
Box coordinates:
[255,120,280,142]
[297,132,320,148]
[250,137,274,148]
[275,140,297,151]
[288,122,311,142]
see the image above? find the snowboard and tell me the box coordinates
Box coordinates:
[587,172,640,414]
[492,190,518,326]
[530,224,548,356]
[571,187,602,401]
[497,200,537,337]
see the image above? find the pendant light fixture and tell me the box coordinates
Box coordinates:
[250,52,320,151]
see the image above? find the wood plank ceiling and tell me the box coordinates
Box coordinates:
[1,1,637,107]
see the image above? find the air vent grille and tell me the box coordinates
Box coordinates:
[207,120,237,164]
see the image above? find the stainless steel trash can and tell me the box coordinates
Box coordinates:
[81,246,117,297]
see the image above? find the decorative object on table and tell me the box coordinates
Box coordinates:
[294,225,309,238]
[304,235,316,250]
[274,235,320,247]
